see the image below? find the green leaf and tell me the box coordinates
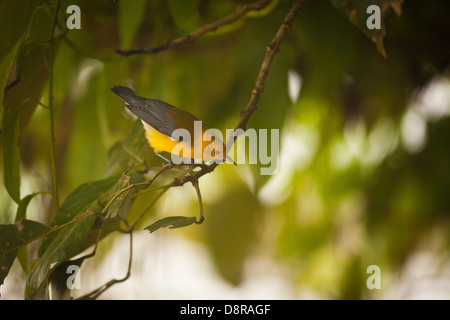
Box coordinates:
[0,0,37,58]
[103,174,131,219]
[2,41,55,204]
[144,216,197,233]
[15,193,44,222]
[14,192,52,273]
[106,119,147,176]
[28,171,147,291]
[118,0,148,49]
[38,176,119,256]
[2,105,22,203]
[55,177,119,225]
[0,41,21,127]
[27,215,96,290]
[26,278,49,300]
[0,220,51,286]
[15,194,36,273]
[0,0,38,103]
[330,0,404,57]
[0,0,45,129]
[26,5,54,45]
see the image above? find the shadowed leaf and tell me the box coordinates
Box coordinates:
[0,220,51,286]
[27,215,96,291]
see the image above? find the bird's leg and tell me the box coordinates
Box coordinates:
[154,151,173,169]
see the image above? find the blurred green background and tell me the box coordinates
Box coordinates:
[1,0,450,299]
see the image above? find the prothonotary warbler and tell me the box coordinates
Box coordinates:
[111,86,236,168]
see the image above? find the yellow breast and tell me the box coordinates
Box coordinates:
[142,122,180,154]
[142,121,225,161]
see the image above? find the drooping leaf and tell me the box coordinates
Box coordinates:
[3,42,53,134]
[15,192,45,222]
[0,220,51,286]
[0,41,21,127]
[330,0,404,57]
[144,216,197,233]
[27,215,96,291]
[15,193,41,273]
[38,176,119,256]
[77,171,146,253]
[2,104,22,203]
[27,170,148,291]
[1,2,56,203]
[2,41,55,204]
[0,0,38,125]
[54,177,119,224]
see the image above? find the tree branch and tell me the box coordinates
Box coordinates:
[170,0,305,186]
[116,0,272,56]
[236,0,304,132]
[107,0,304,229]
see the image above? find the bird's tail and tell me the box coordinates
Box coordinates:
[111,86,146,108]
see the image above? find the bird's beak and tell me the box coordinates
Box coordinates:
[226,154,237,166]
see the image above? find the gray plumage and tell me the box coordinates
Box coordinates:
[111,86,179,138]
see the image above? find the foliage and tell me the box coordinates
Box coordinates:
[1,0,449,299]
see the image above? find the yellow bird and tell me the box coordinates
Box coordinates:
[111,86,235,167]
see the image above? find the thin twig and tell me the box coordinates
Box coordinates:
[83,215,107,259]
[101,164,169,215]
[127,182,174,199]
[76,231,133,300]
[127,187,171,231]
[116,0,272,56]
[191,180,204,224]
